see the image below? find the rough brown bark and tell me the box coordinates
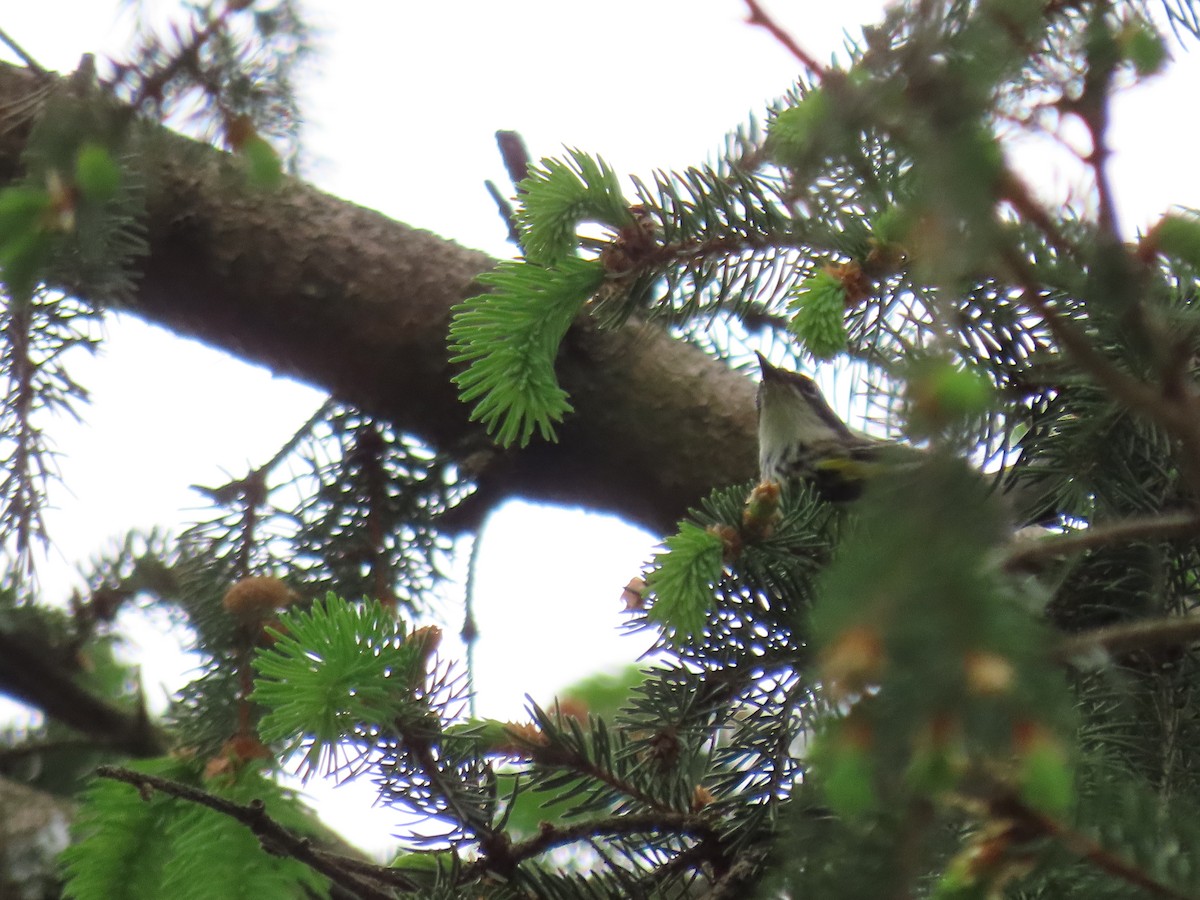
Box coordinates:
[0,60,757,537]
[0,61,758,757]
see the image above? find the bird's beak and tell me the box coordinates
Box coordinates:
[756,351,784,382]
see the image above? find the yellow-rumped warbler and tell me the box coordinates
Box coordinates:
[755,353,915,501]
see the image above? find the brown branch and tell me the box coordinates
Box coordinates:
[994,794,1195,900]
[0,61,760,538]
[999,163,1200,498]
[464,810,722,881]
[0,628,166,757]
[743,0,829,81]
[999,245,1200,491]
[0,27,46,77]
[997,171,1080,262]
[1056,615,1200,664]
[1004,511,1200,570]
[95,765,405,900]
[495,129,531,187]
[1010,269,1200,499]
[1012,277,1162,415]
[1066,7,1119,240]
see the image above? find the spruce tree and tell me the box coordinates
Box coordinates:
[3,1,1200,898]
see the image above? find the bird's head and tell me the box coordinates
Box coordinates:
[755,352,856,478]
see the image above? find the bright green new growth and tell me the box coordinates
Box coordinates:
[449,256,604,446]
[31,1,1200,897]
[61,759,328,900]
[516,149,633,264]
[447,148,634,447]
[786,268,848,359]
[253,594,424,779]
[765,88,834,170]
[644,521,725,642]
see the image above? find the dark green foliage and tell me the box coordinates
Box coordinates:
[111,1,312,163]
[282,409,461,611]
[647,478,835,655]
[0,290,98,587]
[2,0,1199,897]
[516,151,634,265]
[61,758,329,900]
[253,595,427,776]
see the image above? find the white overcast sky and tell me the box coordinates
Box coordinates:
[3,0,1199,854]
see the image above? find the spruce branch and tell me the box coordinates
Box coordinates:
[484,178,519,245]
[1004,511,1200,570]
[524,708,680,816]
[123,7,232,114]
[463,810,724,880]
[0,27,47,76]
[94,765,402,900]
[1055,614,1200,663]
[991,793,1197,900]
[999,247,1200,501]
[0,623,166,756]
[1067,3,1121,239]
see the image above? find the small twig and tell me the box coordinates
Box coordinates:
[95,765,403,900]
[260,398,336,475]
[462,533,482,718]
[1056,615,1200,664]
[485,179,521,244]
[486,130,530,248]
[1001,252,1177,424]
[0,27,47,76]
[0,737,121,764]
[1004,511,1200,570]
[462,810,721,881]
[495,129,531,187]
[743,0,829,81]
[1016,260,1200,496]
[1066,17,1119,240]
[703,846,770,899]
[997,171,1080,262]
[994,794,1195,900]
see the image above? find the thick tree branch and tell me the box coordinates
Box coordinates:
[0,627,167,756]
[0,60,758,538]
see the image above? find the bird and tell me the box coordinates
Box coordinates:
[755,352,915,502]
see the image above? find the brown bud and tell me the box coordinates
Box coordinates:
[223,113,256,151]
[691,785,715,812]
[825,260,870,305]
[706,523,743,563]
[964,650,1015,696]
[204,734,273,779]
[407,625,442,670]
[222,576,296,624]
[820,626,885,699]
[621,576,647,611]
[742,480,783,541]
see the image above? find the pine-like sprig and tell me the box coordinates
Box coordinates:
[448,256,603,446]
